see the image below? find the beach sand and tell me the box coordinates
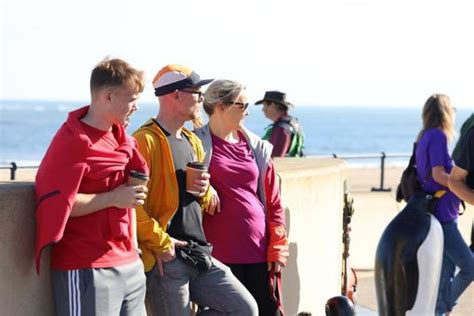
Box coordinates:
[0,167,37,182]
[2,165,473,313]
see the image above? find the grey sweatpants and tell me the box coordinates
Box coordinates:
[51,259,146,316]
[145,257,258,315]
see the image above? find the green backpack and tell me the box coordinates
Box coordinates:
[263,117,305,157]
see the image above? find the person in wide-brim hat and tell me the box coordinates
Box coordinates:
[255,90,294,108]
[255,90,304,157]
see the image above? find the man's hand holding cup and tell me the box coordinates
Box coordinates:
[127,170,149,252]
[128,170,149,205]
[186,162,209,197]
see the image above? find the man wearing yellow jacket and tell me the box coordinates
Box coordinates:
[133,64,258,316]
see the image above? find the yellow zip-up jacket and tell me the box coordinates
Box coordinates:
[133,118,211,272]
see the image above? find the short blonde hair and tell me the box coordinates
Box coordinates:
[90,57,145,95]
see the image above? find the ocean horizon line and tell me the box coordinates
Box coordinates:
[2,99,466,165]
[3,98,472,109]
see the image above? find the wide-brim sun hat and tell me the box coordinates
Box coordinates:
[255,90,294,107]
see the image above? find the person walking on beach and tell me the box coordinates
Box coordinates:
[256,90,304,157]
[415,94,473,316]
[195,80,289,315]
[35,57,149,315]
[133,65,258,315]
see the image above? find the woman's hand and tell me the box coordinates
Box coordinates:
[267,261,284,273]
[204,186,221,215]
[432,166,449,187]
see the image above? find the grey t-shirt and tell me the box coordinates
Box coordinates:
[153,119,211,254]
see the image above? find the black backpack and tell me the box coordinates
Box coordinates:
[396,143,455,214]
[396,143,420,203]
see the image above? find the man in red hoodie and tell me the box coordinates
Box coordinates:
[35,58,149,315]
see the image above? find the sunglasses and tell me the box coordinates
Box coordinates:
[228,101,250,112]
[180,89,204,100]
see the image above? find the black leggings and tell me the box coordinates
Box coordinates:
[226,262,279,316]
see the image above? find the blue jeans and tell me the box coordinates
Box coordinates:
[436,220,474,315]
[145,256,258,315]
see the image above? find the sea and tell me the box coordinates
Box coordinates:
[1,99,472,168]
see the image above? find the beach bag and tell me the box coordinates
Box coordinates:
[396,143,421,203]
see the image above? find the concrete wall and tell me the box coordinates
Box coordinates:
[0,182,53,316]
[275,158,346,315]
[0,158,346,316]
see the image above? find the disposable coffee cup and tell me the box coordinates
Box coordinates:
[127,170,148,253]
[186,162,207,195]
[128,170,149,186]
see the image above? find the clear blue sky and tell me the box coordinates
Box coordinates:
[2,0,474,107]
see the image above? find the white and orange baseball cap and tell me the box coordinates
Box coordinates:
[152,64,213,96]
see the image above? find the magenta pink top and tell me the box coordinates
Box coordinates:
[203,132,268,264]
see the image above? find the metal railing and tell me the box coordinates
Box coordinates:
[0,162,39,181]
[1,153,411,187]
[330,152,410,192]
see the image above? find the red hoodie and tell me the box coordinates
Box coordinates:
[35,106,148,272]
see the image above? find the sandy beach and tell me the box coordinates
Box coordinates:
[2,165,473,313]
[0,167,37,182]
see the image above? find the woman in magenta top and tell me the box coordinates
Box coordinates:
[194,80,288,315]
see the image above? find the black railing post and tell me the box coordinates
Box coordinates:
[371,152,391,192]
[10,162,17,180]
[380,152,386,189]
